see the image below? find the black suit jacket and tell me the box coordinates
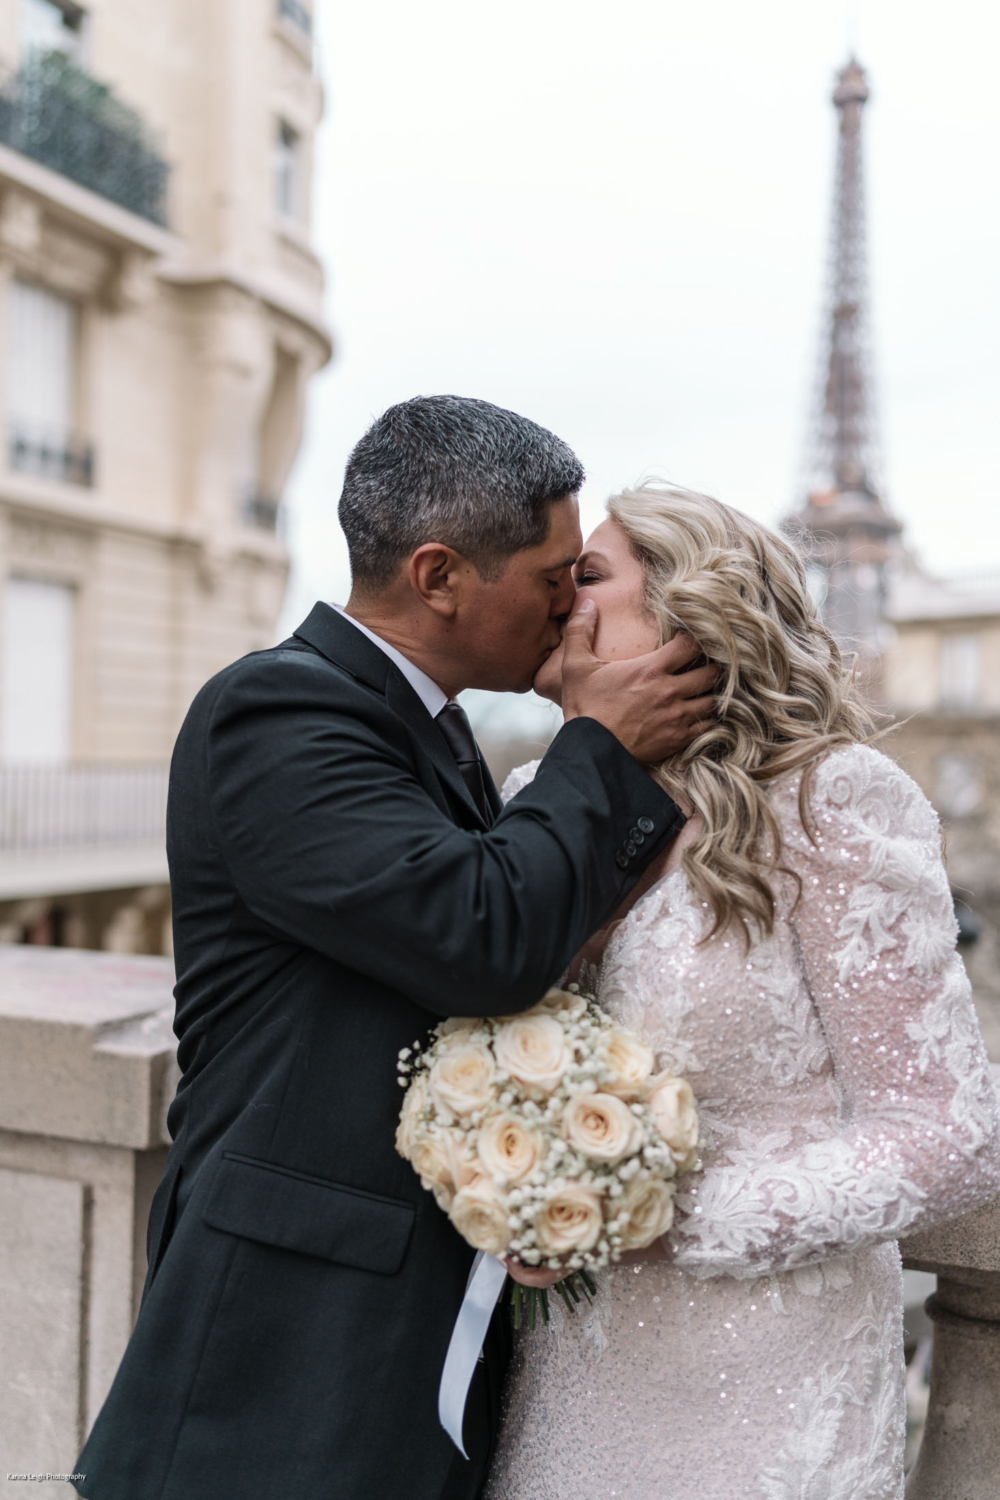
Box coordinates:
[76,603,683,1500]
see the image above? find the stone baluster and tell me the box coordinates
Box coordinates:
[900,1070,1000,1499]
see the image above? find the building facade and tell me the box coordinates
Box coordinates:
[883,569,1000,1058]
[0,0,330,947]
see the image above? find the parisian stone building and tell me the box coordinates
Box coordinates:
[0,0,330,948]
[883,569,1000,1059]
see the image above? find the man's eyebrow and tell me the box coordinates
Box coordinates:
[542,555,578,572]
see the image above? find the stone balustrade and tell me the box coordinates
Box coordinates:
[0,944,176,1499]
[900,1070,1000,1499]
[0,944,998,1499]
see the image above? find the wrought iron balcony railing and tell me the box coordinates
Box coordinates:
[278,0,313,37]
[0,51,169,225]
[0,763,168,853]
[8,419,94,487]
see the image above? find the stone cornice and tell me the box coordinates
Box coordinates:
[157,258,333,362]
[0,476,289,566]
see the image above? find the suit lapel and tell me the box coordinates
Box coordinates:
[481,756,503,820]
[292,603,489,831]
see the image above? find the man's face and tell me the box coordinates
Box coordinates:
[454,497,582,693]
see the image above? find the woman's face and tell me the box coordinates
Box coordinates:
[533,518,661,705]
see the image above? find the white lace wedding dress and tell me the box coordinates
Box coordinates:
[485,744,1000,1500]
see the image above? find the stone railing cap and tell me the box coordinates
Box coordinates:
[0,944,177,1149]
[900,1066,1000,1275]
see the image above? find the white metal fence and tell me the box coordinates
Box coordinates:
[0,764,169,852]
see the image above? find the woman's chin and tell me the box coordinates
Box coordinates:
[532,656,563,706]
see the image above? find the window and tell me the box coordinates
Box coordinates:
[21,0,87,64]
[6,279,91,485]
[277,0,312,37]
[940,633,980,711]
[274,119,300,219]
[2,577,74,763]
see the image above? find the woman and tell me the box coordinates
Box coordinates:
[486,485,1000,1500]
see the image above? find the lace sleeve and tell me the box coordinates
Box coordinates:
[670,744,1000,1280]
[500,759,542,804]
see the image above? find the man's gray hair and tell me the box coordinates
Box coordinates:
[338,395,585,591]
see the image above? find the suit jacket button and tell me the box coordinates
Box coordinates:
[615,851,629,870]
[630,826,644,844]
[637,816,654,834]
[624,840,637,857]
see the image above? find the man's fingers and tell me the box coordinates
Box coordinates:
[673,666,718,699]
[560,600,599,665]
[677,693,717,723]
[688,717,717,739]
[651,631,701,671]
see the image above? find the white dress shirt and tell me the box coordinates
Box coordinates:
[333,604,449,719]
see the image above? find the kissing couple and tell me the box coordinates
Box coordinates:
[76,396,1000,1500]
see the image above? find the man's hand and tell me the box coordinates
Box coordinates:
[560,601,717,764]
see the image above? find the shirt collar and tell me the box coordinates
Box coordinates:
[332,605,449,719]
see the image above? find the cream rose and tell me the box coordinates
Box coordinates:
[429,1041,495,1116]
[533,1185,603,1256]
[525,987,586,1021]
[617,1175,675,1249]
[409,1128,454,1191]
[493,1014,571,1093]
[446,1132,479,1191]
[422,1134,476,1213]
[436,1016,478,1040]
[395,1074,429,1160]
[562,1091,644,1162]
[449,1175,512,1255]
[476,1111,543,1184]
[431,1180,455,1213]
[647,1074,699,1159]
[600,1026,654,1100]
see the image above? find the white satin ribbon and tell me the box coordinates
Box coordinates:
[438,1251,508,1457]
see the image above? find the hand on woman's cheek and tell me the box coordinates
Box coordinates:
[532,517,660,703]
[575,587,659,662]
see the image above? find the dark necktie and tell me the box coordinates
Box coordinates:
[436,701,492,825]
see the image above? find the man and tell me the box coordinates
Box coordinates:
[76,396,715,1500]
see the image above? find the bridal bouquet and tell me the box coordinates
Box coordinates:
[395,985,699,1323]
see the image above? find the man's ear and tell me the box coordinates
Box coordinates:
[407,543,468,618]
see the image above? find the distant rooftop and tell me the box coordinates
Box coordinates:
[887,566,1000,624]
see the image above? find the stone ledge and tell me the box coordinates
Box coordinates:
[0,944,177,1149]
[0,843,169,900]
[900,1065,1000,1275]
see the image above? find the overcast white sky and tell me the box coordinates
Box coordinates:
[281,0,999,731]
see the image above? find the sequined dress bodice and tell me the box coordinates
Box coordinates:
[486,744,1000,1500]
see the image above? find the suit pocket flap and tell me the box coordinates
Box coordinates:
[202,1153,415,1275]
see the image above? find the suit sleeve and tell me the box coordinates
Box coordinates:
[204,651,684,1016]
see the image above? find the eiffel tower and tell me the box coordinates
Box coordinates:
[786,57,901,665]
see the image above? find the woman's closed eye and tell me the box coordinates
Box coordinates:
[575,571,602,586]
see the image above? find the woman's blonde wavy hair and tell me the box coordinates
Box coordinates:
[607,483,875,945]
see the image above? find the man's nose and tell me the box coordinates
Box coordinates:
[551,575,576,619]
